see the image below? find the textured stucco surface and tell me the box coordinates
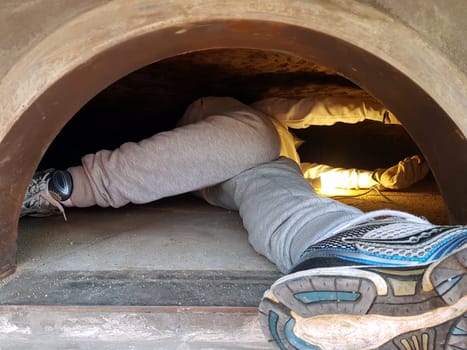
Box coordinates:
[1,0,466,139]
[360,0,467,74]
[0,0,111,80]
[0,0,466,279]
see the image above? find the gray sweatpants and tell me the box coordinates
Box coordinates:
[68,97,362,273]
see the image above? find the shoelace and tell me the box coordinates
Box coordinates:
[23,173,67,221]
[328,184,394,202]
[318,209,430,242]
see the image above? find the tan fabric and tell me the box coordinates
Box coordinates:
[251,96,399,128]
[252,96,398,163]
[300,155,429,191]
[373,155,430,190]
[269,118,301,163]
[301,162,379,190]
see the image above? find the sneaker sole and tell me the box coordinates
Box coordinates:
[259,247,467,349]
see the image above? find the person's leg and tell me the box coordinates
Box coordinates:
[21,97,280,217]
[68,101,279,208]
[248,188,465,348]
[197,157,363,273]
[198,157,466,349]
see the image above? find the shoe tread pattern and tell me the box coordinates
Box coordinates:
[445,314,467,350]
[259,248,467,350]
[430,249,467,306]
[271,275,377,318]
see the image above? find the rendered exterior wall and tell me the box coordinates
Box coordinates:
[0,0,466,277]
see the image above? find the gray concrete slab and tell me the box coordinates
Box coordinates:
[15,195,276,273]
[0,196,277,348]
[0,305,272,350]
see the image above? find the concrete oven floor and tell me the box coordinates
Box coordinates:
[0,178,447,349]
[1,195,279,350]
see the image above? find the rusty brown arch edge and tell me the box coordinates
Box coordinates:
[1,19,466,279]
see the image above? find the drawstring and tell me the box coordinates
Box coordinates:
[329,185,394,202]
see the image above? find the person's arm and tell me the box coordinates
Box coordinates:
[251,96,400,128]
[302,155,429,191]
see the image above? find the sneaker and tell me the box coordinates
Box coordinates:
[259,210,467,349]
[21,169,73,220]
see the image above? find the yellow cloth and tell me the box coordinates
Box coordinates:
[251,96,399,163]
[269,118,302,164]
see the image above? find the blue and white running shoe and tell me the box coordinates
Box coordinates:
[293,209,467,271]
[259,210,466,350]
